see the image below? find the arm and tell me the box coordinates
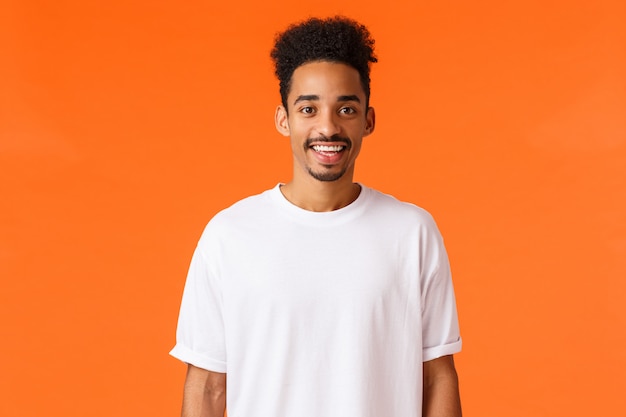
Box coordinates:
[423,355,462,417]
[181,364,226,417]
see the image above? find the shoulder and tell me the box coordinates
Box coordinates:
[364,186,439,229]
[214,188,274,220]
[197,187,277,244]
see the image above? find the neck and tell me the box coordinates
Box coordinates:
[280,175,361,212]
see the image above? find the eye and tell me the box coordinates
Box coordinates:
[299,106,315,114]
[339,107,356,115]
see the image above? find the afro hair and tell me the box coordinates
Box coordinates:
[270,16,377,109]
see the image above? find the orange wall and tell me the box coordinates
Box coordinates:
[1,1,625,415]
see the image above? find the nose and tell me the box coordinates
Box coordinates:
[315,110,341,138]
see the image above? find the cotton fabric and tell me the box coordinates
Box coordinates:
[171,184,461,416]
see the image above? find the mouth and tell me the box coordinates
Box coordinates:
[306,136,351,154]
[310,144,346,156]
[307,141,350,166]
[304,136,352,165]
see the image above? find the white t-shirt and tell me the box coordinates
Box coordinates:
[171,184,461,417]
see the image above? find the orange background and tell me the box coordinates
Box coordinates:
[1,1,625,415]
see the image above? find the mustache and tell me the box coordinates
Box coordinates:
[305,135,352,149]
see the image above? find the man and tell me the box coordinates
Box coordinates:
[171,16,462,417]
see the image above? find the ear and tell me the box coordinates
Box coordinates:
[364,107,376,136]
[275,105,290,137]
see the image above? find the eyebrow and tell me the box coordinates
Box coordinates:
[337,95,361,103]
[293,95,319,105]
[293,94,362,106]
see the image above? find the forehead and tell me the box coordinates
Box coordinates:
[288,61,365,100]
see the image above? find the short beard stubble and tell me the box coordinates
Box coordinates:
[304,135,352,182]
[307,166,348,182]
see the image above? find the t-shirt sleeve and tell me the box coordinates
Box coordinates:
[170,243,227,373]
[420,221,462,362]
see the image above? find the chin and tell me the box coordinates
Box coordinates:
[308,168,347,182]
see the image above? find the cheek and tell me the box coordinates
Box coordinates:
[290,136,305,155]
[350,137,364,153]
[286,121,305,137]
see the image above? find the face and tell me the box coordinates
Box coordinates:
[275,61,375,183]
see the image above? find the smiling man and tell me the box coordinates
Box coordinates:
[275,59,372,210]
[171,16,462,417]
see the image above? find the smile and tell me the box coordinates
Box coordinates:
[311,145,345,153]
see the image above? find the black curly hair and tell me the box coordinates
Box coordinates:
[270,16,377,111]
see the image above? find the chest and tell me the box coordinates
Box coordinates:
[218,224,419,319]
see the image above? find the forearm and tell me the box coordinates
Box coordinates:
[181,365,226,417]
[423,355,462,417]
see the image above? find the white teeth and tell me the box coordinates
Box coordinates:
[312,145,344,152]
